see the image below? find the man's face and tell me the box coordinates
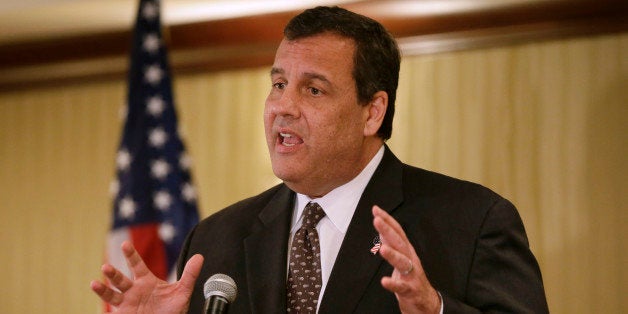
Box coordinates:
[264,33,374,197]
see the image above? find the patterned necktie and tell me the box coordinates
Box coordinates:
[287,202,326,313]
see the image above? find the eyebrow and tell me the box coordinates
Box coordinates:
[303,72,331,85]
[270,67,283,76]
[270,67,331,85]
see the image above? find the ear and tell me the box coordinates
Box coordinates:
[363,91,388,137]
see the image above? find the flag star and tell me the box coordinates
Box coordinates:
[151,159,170,180]
[182,183,196,202]
[119,196,136,219]
[146,95,166,117]
[143,33,160,54]
[109,180,120,197]
[159,222,176,243]
[116,149,132,171]
[142,1,159,21]
[145,64,164,85]
[179,153,192,170]
[154,190,172,211]
[149,127,168,148]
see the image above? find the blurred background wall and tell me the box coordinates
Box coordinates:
[0,1,626,313]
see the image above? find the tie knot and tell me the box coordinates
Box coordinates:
[301,202,325,230]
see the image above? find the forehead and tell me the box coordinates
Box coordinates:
[272,33,356,79]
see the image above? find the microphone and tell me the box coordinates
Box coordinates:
[204,274,237,314]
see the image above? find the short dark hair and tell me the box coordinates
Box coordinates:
[284,6,400,140]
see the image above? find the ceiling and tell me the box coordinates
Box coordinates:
[0,0,566,45]
[0,0,361,45]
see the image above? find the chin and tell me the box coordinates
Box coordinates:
[272,165,306,189]
[273,171,299,185]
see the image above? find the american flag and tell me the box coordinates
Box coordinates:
[106,0,199,288]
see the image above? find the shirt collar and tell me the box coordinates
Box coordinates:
[293,145,385,233]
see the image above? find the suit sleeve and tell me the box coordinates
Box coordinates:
[444,198,549,313]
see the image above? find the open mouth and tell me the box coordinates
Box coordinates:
[279,132,303,147]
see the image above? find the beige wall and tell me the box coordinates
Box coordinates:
[0,33,625,313]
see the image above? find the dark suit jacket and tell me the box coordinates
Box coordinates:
[178,147,548,313]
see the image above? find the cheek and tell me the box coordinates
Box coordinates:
[333,105,364,131]
[263,104,274,129]
[263,111,272,127]
[312,110,359,145]
[263,115,276,148]
[263,100,271,118]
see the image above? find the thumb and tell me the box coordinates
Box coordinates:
[178,254,204,294]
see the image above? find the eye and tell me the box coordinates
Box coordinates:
[273,82,286,90]
[308,87,322,96]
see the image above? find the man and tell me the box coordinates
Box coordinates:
[91,6,548,313]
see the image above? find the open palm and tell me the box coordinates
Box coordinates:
[90,241,203,314]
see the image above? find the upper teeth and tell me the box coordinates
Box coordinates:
[280,133,295,147]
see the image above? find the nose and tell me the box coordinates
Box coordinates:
[266,85,300,119]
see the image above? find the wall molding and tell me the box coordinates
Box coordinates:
[0,0,626,91]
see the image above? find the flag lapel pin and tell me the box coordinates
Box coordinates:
[370,235,381,255]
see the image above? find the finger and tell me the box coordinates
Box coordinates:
[383,273,442,312]
[121,241,151,278]
[378,241,414,276]
[381,275,412,295]
[372,208,412,272]
[177,254,204,294]
[372,206,410,245]
[101,263,133,292]
[90,280,124,306]
[373,213,409,253]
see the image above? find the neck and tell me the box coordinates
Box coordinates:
[295,141,384,198]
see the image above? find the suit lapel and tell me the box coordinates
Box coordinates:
[243,186,294,314]
[319,147,404,313]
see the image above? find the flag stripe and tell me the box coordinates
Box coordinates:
[129,224,169,280]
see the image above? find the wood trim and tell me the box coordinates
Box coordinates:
[0,0,626,91]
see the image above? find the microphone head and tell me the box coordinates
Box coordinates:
[204,274,237,303]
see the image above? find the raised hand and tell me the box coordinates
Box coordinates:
[372,205,441,314]
[90,241,203,314]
